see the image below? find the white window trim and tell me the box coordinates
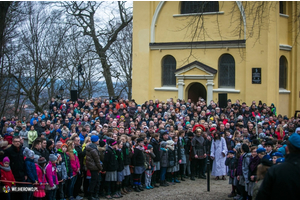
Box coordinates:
[213,88,240,93]
[279,13,289,18]
[279,89,290,94]
[173,11,224,17]
[154,86,178,91]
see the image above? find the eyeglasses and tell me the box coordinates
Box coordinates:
[13,140,20,143]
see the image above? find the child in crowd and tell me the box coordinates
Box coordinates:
[132,138,146,192]
[45,154,59,200]
[150,133,161,187]
[34,157,47,200]
[116,140,124,196]
[120,135,132,193]
[248,146,260,200]
[24,147,38,200]
[144,144,155,189]
[236,144,250,200]
[0,156,15,200]
[66,140,80,200]
[225,150,237,198]
[103,139,119,198]
[159,141,169,187]
[56,154,67,200]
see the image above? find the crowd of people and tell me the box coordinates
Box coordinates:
[0,97,300,200]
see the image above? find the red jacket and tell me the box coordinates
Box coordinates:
[0,162,16,187]
[275,131,285,140]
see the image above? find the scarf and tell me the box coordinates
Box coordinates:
[0,164,11,172]
[136,145,144,152]
[73,149,78,156]
[180,137,186,146]
[249,155,261,172]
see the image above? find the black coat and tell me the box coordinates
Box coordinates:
[32,147,42,157]
[116,149,124,172]
[75,144,86,171]
[121,144,131,166]
[41,148,50,162]
[150,138,161,162]
[4,145,27,181]
[132,147,145,167]
[103,146,118,171]
[256,153,300,200]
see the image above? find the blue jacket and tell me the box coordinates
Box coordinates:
[30,117,39,126]
[79,133,87,144]
[25,158,38,183]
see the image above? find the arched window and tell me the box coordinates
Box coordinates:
[219,54,235,88]
[279,56,287,89]
[162,55,176,86]
[181,1,219,14]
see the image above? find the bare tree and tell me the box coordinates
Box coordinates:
[9,2,69,112]
[109,21,132,99]
[60,1,133,98]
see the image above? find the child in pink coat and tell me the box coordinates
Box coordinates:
[34,157,48,199]
[66,140,80,200]
[45,154,59,200]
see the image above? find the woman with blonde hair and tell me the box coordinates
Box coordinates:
[66,140,80,200]
[275,126,285,140]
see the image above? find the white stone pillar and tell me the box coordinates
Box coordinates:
[177,78,185,100]
[206,79,214,103]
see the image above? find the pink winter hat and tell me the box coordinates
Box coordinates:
[3,156,10,163]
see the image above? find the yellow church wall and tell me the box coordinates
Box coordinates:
[278,94,290,116]
[132,1,300,117]
[155,1,243,43]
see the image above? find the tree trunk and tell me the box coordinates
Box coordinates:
[0,1,11,62]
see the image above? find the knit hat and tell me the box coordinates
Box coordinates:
[38,157,47,164]
[147,144,153,150]
[49,154,58,162]
[277,145,287,156]
[6,127,14,134]
[3,156,10,163]
[61,143,68,149]
[91,135,99,143]
[209,127,217,132]
[99,140,106,147]
[160,141,167,148]
[289,133,300,149]
[23,147,35,158]
[34,155,40,163]
[108,139,117,146]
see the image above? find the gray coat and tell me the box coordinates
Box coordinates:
[160,148,169,168]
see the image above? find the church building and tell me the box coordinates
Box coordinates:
[132,1,300,116]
